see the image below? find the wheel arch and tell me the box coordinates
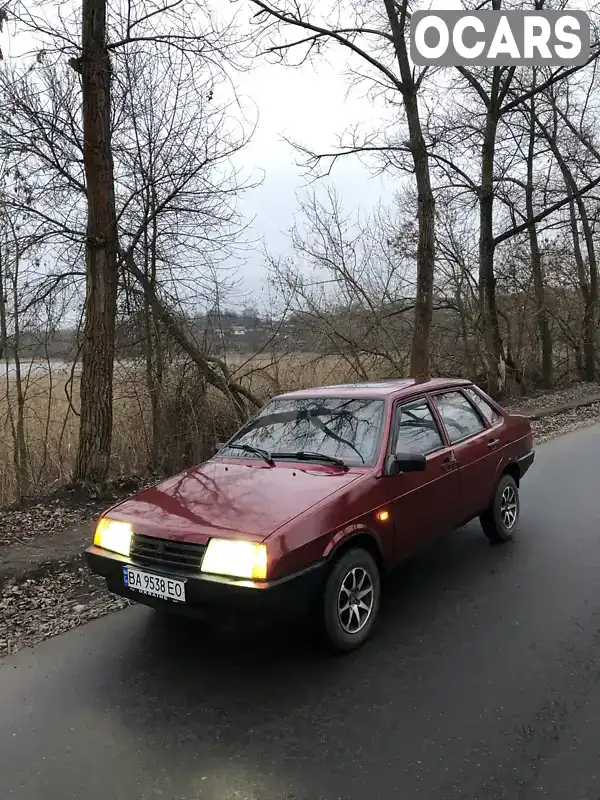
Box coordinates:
[501,461,521,487]
[325,530,385,575]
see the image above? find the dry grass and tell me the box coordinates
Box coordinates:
[2,350,595,507]
[0,352,382,505]
[227,351,393,394]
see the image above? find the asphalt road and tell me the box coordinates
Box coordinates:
[3,425,600,800]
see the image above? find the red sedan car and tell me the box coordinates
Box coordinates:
[86,378,534,651]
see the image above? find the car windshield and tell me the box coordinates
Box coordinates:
[221,396,386,467]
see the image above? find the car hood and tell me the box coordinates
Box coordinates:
[108,460,364,543]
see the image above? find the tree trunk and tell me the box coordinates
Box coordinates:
[0,245,6,368]
[74,0,119,483]
[566,199,595,380]
[10,249,29,499]
[479,111,505,396]
[536,109,598,382]
[123,250,262,416]
[526,88,552,387]
[10,344,29,500]
[575,197,598,382]
[582,304,596,381]
[406,84,435,381]
[0,243,29,499]
[454,280,474,377]
[383,0,435,380]
[144,188,164,470]
[536,108,597,382]
[528,226,553,387]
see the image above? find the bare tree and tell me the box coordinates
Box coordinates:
[113,45,257,464]
[267,189,461,381]
[2,0,261,483]
[0,199,47,499]
[250,0,435,379]
[73,0,120,482]
[428,23,600,393]
[5,0,248,482]
[525,74,553,387]
[527,79,599,381]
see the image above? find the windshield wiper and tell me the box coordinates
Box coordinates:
[223,443,274,465]
[272,451,348,468]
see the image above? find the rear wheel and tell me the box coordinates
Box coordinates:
[480,473,520,544]
[319,548,381,653]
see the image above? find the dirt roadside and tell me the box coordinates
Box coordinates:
[2,387,600,658]
[1,522,94,587]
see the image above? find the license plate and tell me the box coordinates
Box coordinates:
[123,566,186,603]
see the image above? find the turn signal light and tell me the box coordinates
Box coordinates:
[376,509,390,522]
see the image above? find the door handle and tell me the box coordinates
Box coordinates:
[442,457,457,471]
[487,438,500,448]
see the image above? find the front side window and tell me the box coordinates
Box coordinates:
[433,391,486,443]
[463,387,502,425]
[222,396,385,466]
[392,399,444,456]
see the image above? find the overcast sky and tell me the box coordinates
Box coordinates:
[230,29,399,303]
[227,0,473,302]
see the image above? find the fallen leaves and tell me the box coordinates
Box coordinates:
[0,558,130,659]
[0,475,157,548]
[0,499,100,547]
[530,402,600,445]
[504,382,600,414]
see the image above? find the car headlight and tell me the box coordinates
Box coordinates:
[201,538,267,581]
[93,517,132,557]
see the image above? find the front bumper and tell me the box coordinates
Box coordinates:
[84,546,327,621]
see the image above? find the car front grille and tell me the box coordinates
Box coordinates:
[130,533,206,573]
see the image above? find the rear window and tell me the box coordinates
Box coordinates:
[463,387,502,425]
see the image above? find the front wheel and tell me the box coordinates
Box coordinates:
[319,548,381,653]
[480,473,520,544]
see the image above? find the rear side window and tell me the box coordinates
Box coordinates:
[392,399,444,455]
[463,387,502,425]
[433,391,486,443]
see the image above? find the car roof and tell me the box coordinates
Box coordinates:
[275,378,472,400]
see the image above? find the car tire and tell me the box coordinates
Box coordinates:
[319,548,381,653]
[480,473,520,544]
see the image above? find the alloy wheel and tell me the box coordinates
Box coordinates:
[500,485,518,529]
[337,566,374,634]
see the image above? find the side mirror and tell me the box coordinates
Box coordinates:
[385,452,427,476]
[215,441,225,455]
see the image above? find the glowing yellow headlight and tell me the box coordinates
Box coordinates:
[93,517,132,557]
[201,538,267,581]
